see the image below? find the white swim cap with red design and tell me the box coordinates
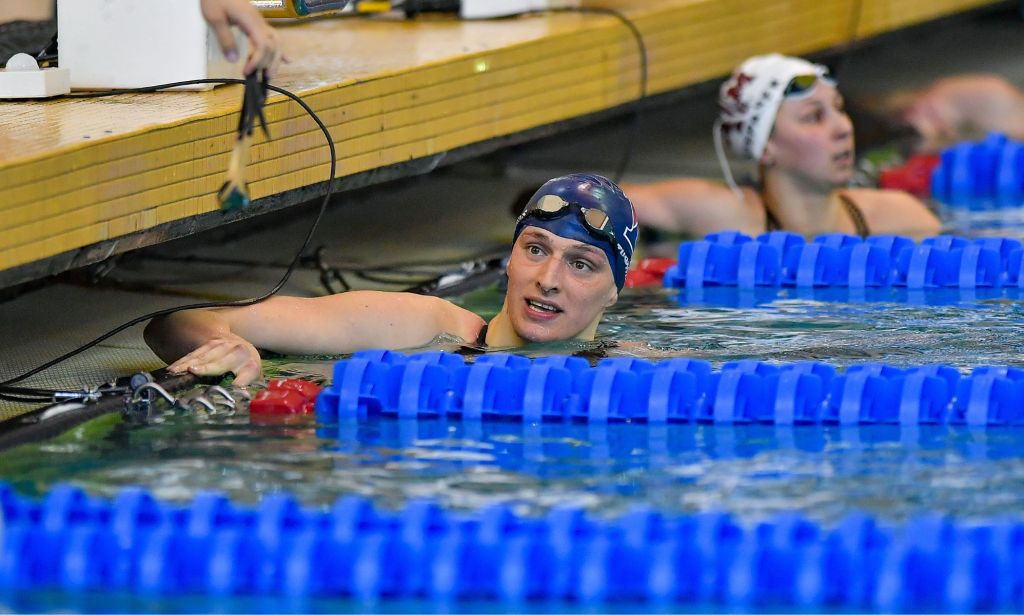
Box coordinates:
[718,54,832,160]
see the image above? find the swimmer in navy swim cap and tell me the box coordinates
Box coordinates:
[145,173,640,385]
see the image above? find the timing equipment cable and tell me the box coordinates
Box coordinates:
[0,76,336,395]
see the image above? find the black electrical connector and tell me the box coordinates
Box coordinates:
[402,0,460,18]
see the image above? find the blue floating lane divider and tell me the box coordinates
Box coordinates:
[664,231,1024,291]
[312,351,1024,427]
[932,132,1024,208]
[2,483,1023,611]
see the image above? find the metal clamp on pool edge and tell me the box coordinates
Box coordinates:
[661,231,1024,290]
[312,350,1024,426]
[1,482,1022,610]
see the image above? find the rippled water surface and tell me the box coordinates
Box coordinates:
[5,211,1024,611]
[608,286,1024,369]
[6,413,1024,526]
[4,268,1024,525]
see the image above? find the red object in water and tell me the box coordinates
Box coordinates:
[625,258,676,288]
[267,378,322,400]
[879,154,940,198]
[250,378,322,415]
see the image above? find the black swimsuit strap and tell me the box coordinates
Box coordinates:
[763,193,871,238]
[764,206,782,232]
[454,323,489,357]
[837,192,871,238]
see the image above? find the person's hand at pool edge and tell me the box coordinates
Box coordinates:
[200,0,286,78]
[166,334,263,386]
[145,306,264,386]
[145,292,489,387]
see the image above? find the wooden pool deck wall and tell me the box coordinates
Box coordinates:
[0,0,999,286]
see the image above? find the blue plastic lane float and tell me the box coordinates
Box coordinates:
[1,483,1022,611]
[931,133,1024,208]
[312,350,1024,426]
[664,232,1023,291]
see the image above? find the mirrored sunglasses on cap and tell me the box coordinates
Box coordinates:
[519,194,620,249]
[783,72,836,99]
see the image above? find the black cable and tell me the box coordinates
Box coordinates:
[828,0,865,81]
[399,5,648,184]
[353,271,439,285]
[0,386,63,398]
[546,7,648,184]
[0,78,336,391]
[132,247,507,275]
[0,392,52,404]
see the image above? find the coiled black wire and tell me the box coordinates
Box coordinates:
[0,78,336,394]
[548,7,648,184]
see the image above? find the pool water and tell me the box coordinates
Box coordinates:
[612,286,1024,369]
[3,280,1024,520]
[4,211,1024,610]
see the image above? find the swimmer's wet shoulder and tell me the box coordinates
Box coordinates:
[841,188,940,240]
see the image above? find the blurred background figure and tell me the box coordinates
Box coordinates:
[622,54,941,241]
[850,73,1024,153]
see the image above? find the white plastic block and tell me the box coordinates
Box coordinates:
[459,0,579,19]
[0,53,71,99]
[57,0,246,91]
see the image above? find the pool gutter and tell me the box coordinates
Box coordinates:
[0,371,197,452]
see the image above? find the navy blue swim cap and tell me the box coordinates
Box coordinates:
[513,173,638,291]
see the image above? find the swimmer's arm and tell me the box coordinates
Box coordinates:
[144,292,485,384]
[145,308,265,385]
[222,292,485,354]
[622,179,759,236]
[894,75,1024,150]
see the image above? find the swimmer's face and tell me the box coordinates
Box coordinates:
[764,80,855,188]
[504,227,618,343]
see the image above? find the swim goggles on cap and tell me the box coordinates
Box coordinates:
[518,194,621,253]
[783,72,836,99]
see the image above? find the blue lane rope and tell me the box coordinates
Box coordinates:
[931,132,1024,208]
[1,482,1021,611]
[314,350,1024,426]
[663,231,1024,290]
